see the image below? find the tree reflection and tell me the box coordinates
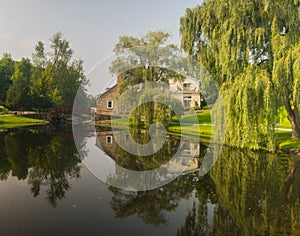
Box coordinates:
[109,173,196,225]
[99,126,300,232]
[102,128,205,225]
[282,158,300,203]
[113,129,181,171]
[0,128,83,207]
[178,146,300,235]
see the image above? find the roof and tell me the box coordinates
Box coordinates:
[98,84,117,99]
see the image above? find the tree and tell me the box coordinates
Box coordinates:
[49,32,88,108]
[110,31,186,125]
[30,64,54,111]
[6,58,32,110]
[0,53,14,105]
[32,41,46,68]
[180,0,300,150]
[31,42,53,111]
[30,33,88,110]
[110,31,186,89]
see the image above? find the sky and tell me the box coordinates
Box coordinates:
[0,0,201,95]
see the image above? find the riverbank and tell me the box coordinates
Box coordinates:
[96,110,300,153]
[0,115,47,130]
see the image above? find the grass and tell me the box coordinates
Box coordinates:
[166,124,212,142]
[277,107,292,129]
[0,115,46,129]
[166,110,212,142]
[276,131,300,149]
[97,109,300,151]
[275,108,299,149]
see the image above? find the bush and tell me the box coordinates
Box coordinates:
[0,106,10,114]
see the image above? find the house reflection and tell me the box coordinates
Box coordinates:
[95,126,203,173]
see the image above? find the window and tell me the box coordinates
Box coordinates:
[107,100,113,109]
[183,96,192,108]
[106,135,112,144]
[183,83,191,90]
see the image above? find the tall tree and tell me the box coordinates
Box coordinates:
[30,64,54,111]
[32,41,46,68]
[49,32,88,108]
[110,31,185,91]
[6,58,32,110]
[30,33,88,109]
[31,41,53,111]
[0,53,14,105]
[180,0,300,150]
[110,31,186,125]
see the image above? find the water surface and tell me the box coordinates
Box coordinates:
[0,125,299,235]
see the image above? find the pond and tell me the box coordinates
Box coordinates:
[0,125,299,235]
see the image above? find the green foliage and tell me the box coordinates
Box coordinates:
[0,53,14,104]
[110,31,186,92]
[177,146,300,235]
[2,32,88,111]
[30,64,54,110]
[180,0,300,150]
[0,105,9,114]
[131,87,184,127]
[6,58,32,110]
[35,32,88,108]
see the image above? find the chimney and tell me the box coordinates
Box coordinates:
[117,73,124,95]
[117,74,123,84]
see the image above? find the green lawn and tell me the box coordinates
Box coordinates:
[171,110,212,124]
[167,110,212,142]
[277,107,292,129]
[275,108,299,149]
[0,115,46,129]
[276,131,300,149]
[97,110,300,151]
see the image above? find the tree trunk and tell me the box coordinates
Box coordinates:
[285,101,300,139]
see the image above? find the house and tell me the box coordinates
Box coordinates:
[96,75,201,119]
[96,75,122,119]
[169,77,201,110]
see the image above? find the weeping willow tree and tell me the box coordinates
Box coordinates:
[180,0,300,150]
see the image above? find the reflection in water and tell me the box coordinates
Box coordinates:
[98,127,300,235]
[95,127,300,234]
[94,126,205,190]
[177,147,300,235]
[109,173,197,226]
[0,126,84,207]
[95,126,203,172]
[0,126,300,235]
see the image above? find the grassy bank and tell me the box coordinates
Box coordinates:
[276,131,300,149]
[98,109,300,151]
[0,115,46,129]
[166,110,212,142]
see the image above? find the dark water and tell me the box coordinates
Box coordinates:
[0,125,300,235]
